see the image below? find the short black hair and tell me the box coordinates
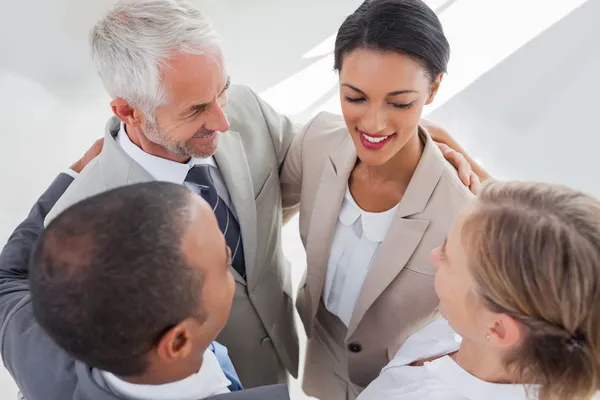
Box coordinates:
[30,182,204,377]
[334,0,450,80]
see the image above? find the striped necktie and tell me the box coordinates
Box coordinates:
[184,165,246,278]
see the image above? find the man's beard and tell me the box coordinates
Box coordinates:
[144,122,218,159]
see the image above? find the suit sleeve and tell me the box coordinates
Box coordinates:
[278,114,322,225]
[245,88,306,224]
[0,173,78,399]
[211,384,290,400]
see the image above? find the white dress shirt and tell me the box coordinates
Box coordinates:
[101,348,231,400]
[323,187,399,327]
[358,319,534,400]
[116,123,236,216]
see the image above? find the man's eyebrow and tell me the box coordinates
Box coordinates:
[182,76,231,117]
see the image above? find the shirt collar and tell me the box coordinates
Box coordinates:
[426,356,534,400]
[387,320,534,400]
[117,122,217,184]
[101,348,231,400]
[338,187,399,242]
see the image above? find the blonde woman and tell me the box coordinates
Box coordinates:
[360,181,600,400]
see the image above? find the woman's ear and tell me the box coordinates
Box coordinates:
[488,314,523,349]
[426,73,444,105]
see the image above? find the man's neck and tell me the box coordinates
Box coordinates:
[119,356,203,386]
[125,123,190,164]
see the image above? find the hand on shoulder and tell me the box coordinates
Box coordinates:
[70,138,104,173]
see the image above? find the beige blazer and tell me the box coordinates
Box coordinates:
[281,112,472,388]
[44,85,300,388]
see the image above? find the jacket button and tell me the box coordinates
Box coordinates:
[260,337,272,346]
[348,343,362,353]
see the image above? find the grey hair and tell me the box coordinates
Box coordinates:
[90,0,221,119]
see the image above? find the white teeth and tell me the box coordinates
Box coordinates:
[362,133,389,143]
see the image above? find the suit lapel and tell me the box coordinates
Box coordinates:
[100,118,248,284]
[305,135,357,326]
[214,131,258,286]
[347,129,445,336]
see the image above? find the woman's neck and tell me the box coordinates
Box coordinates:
[453,339,515,384]
[349,130,424,212]
[359,129,424,187]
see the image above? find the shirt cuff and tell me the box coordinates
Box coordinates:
[63,169,79,179]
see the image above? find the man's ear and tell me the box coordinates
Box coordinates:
[425,73,444,105]
[155,320,195,363]
[111,99,144,127]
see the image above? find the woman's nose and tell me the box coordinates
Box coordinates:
[362,105,387,134]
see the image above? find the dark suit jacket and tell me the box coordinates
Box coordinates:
[0,173,289,400]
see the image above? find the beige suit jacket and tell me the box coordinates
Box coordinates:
[44,85,300,387]
[281,112,472,388]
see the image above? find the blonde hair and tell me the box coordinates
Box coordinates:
[462,181,600,400]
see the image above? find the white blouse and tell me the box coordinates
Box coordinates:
[358,319,535,400]
[323,186,399,327]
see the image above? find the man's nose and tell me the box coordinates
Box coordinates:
[206,101,230,133]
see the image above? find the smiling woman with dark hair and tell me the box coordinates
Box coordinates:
[281,0,474,398]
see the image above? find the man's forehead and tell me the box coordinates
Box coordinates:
[161,51,226,103]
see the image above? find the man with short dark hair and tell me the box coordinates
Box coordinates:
[0,174,289,400]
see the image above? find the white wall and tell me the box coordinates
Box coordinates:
[427,0,600,196]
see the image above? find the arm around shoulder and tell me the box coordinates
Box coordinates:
[0,173,77,398]
[422,119,491,182]
[0,173,73,281]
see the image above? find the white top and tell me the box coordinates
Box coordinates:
[117,123,236,215]
[358,319,534,400]
[101,348,231,400]
[323,187,399,326]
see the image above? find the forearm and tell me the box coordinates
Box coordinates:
[0,173,75,394]
[0,174,74,279]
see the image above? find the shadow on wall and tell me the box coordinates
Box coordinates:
[427,0,600,196]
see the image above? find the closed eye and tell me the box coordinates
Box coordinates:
[344,96,365,104]
[345,96,413,110]
[190,104,208,117]
[391,102,413,109]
